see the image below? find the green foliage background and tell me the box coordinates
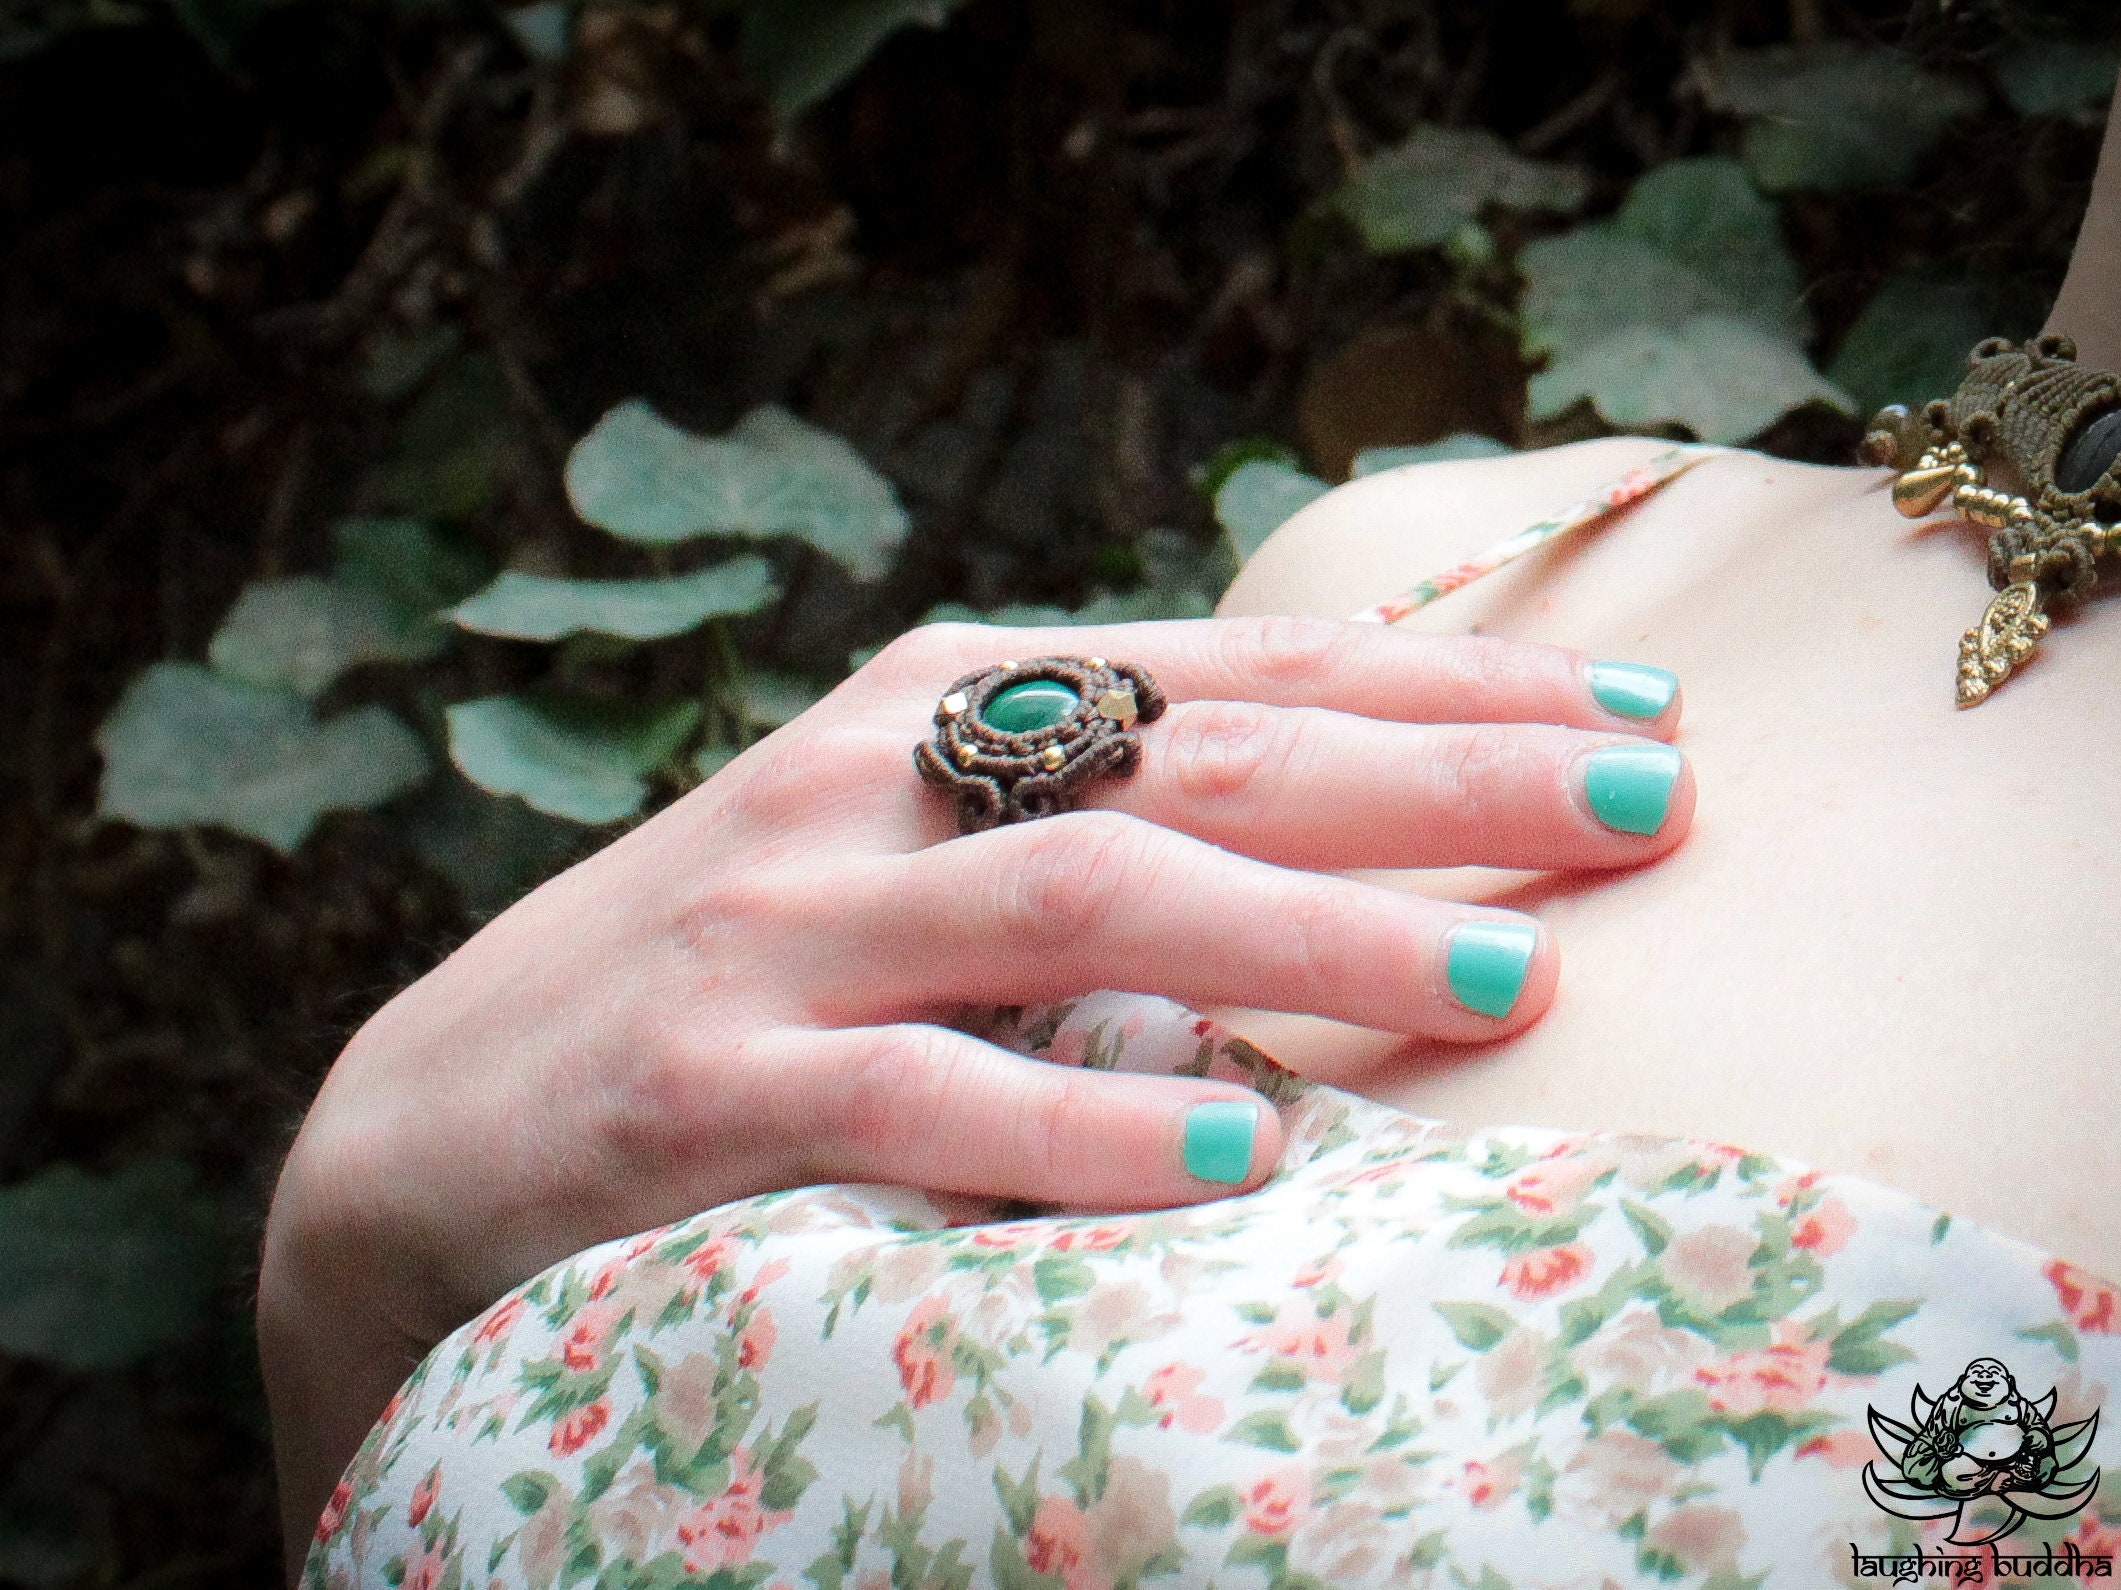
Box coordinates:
[0,0,2112,1579]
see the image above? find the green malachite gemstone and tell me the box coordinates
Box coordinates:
[981,679,1079,733]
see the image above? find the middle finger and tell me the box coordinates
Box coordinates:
[1092,701,1693,871]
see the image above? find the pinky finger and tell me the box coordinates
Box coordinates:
[754,1023,1286,1212]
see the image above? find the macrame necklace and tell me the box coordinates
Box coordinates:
[1864,333,2121,705]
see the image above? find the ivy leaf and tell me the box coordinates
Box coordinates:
[0,1161,220,1370]
[1520,158,1849,441]
[1995,40,2121,119]
[446,694,702,825]
[1703,43,1982,193]
[333,516,494,614]
[1213,460,1329,562]
[1335,124,1587,254]
[1351,435,1514,475]
[96,663,431,852]
[208,576,444,699]
[450,558,780,642]
[1534,312,1850,444]
[740,0,967,121]
[403,778,584,921]
[566,401,909,581]
[737,671,827,729]
[1829,270,2047,420]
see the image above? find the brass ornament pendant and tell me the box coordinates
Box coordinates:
[914,655,1167,834]
[1864,333,2121,707]
[1957,581,2049,706]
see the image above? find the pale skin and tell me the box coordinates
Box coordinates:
[1212,77,2121,1282]
[260,77,2121,1578]
[260,618,1697,1565]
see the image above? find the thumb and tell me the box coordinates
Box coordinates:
[763,1022,1284,1210]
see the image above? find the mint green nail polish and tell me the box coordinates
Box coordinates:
[1183,1101,1258,1185]
[1588,660,1678,720]
[1447,920,1539,1018]
[1585,744,1684,836]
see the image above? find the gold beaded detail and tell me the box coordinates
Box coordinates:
[1874,335,2121,706]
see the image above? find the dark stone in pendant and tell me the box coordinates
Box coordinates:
[2056,408,2121,494]
[981,679,1078,733]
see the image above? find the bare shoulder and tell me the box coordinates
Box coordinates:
[1218,437,1679,622]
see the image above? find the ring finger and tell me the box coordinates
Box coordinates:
[822,811,1560,1040]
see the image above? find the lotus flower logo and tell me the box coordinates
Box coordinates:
[1864,1356,2101,1546]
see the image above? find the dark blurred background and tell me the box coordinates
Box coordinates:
[0,0,2111,1580]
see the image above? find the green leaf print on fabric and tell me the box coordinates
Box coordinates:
[1435,1302,1516,1352]
[1223,1411,1302,1452]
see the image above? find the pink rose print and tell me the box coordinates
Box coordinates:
[1503,1154,1604,1217]
[738,1308,777,1372]
[1049,1028,1089,1069]
[560,1300,623,1373]
[1239,1303,1355,1380]
[1050,1225,1127,1253]
[1458,1457,1520,1510]
[1692,1321,1831,1417]
[1500,1243,1593,1300]
[684,1236,739,1286]
[1773,1170,1820,1207]
[1291,1255,1341,1289]
[741,1257,792,1304]
[314,1478,352,1543]
[675,1449,791,1576]
[472,1296,525,1348]
[1024,1495,1092,1588]
[1143,1362,1224,1433]
[892,1297,957,1408]
[549,1399,611,1457]
[2048,1260,2120,1335]
[1789,1197,1856,1256]
[403,1540,448,1590]
[408,1464,442,1528]
[1243,1466,1310,1536]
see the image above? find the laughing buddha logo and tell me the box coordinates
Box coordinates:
[1864,1356,2102,1547]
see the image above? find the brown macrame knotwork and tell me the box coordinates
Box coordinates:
[914,656,1168,834]
[1863,333,2121,704]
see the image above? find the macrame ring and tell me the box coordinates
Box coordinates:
[914,655,1168,835]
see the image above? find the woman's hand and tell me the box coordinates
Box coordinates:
[257,614,1693,1562]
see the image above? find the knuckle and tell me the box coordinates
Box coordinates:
[716,722,899,834]
[1014,1067,1093,1186]
[1426,723,1527,807]
[1220,613,1351,690]
[993,811,1146,951]
[1446,633,1535,696]
[831,1026,959,1165]
[1163,699,1290,804]
[863,622,986,689]
[1276,878,1369,999]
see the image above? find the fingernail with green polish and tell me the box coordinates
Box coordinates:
[1584,743,1684,836]
[1588,660,1678,721]
[1447,920,1539,1018]
[1183,1101,1258,1185]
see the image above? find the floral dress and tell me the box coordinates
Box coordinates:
[305,992,2121,1590]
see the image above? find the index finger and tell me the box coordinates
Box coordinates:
[860,615,1681,736]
